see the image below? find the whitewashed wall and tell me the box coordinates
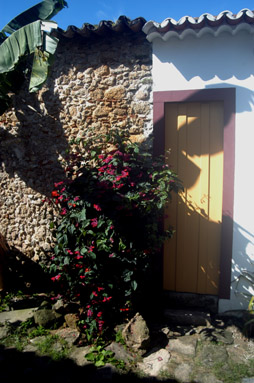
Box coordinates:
[152,30,254,312]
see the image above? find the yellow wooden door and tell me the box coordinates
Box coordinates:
[164,102,224,295]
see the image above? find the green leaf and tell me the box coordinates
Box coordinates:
[0,21,42,73]
[1,0,68,35]
[68,224,76,235]
[89,252,96,260]
[95,360,105,367]
[63,257,69,265]
[29,46,57,92]
[85,352,96,362]
[0,1,67,114]
[0,20,59,99]
[80,247,87,255]
[79,209,87,221]
[131,280,138,290]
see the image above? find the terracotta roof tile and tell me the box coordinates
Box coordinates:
[54,16,146,39]
[143,9,254,41]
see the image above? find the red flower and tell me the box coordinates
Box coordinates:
[114,150,123,156]
[60,208,67,215]
[51,190,59,197]
[80,275,85,279]
[102,296,112,302]
[97,320,104,331]
[106,169,115,175]
[98,166,107,173]
[51,274,61,282]
[93,204,101,211]
[121,170,129,177]
[54,181,64,188]
[91,218,98,227]
[103,155,113,163]
[88,245,95,253]
[97,312,103,317]
[87,309,93,317]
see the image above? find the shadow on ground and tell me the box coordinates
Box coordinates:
[0,345,179,383]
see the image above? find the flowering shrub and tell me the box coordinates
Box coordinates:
[48,129,180,340]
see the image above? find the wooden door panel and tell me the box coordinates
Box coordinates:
[164,101,224,295]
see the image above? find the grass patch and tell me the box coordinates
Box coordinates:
[213,360,254,383]
[34,334,70,361]
[0,318,69,361]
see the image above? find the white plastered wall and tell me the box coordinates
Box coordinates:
[152,30,254,312]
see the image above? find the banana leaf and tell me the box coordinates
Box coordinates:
[0,21,42,73]
[1,0,67,36]
[0,20,59,102]
[0,0,67,114]
[29,45,57,92]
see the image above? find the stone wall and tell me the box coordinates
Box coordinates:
[0,31,152,262]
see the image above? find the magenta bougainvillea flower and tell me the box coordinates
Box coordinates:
[91,218,98,227]
[48,128,180,339]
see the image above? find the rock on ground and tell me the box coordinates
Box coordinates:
[0,308,37,324]
[69,346,92,366]
[167,335,197,356]
[174,362,192,382]
[122,313,150,353]
[137,348,170,376]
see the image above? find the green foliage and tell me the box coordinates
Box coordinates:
[85,344,125,368]
[248,295,254,313]
[0,0,68,115]
[0,320,69,360]
[16,318,35,335]
[213,360,254,383]
[115,330,125,345]
[48,128,181,339]
[0,318,47,350]
[35,334,69,360]
[0,290,24,312]
[1,0,67,36]
[29,325,50,338]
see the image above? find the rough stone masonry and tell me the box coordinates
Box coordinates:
[0,30,153,264]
